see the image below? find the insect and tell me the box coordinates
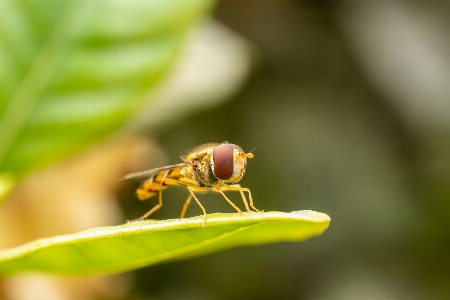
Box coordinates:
[122,142,261,227]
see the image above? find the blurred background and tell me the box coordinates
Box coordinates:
[1,0,450,299]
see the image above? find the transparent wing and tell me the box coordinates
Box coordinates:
[121,163,188,181]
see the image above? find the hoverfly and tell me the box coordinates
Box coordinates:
[122,142,262,227]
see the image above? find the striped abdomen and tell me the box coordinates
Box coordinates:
[136,167,182,200]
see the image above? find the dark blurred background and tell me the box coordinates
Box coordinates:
[128,1,450,299]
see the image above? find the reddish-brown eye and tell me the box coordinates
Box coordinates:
[227,143,243,153]
[213,144,234,180]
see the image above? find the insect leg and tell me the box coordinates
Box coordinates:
[215,184,243,215]
[135,170,170,221]
[187,187,208,228]
[180,193,193,219]
[228,184,250,212]
[221,184,263,212]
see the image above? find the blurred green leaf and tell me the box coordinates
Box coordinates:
[0,0,214,178]
[0,211,330,276]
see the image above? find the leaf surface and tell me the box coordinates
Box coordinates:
[0,211,330,276]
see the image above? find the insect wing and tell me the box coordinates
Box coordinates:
[122,163,187,181]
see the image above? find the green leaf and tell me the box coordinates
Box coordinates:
[0,0,214,177]
[0,211,330,276]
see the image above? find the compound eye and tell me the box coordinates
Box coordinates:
[213,144,234,180]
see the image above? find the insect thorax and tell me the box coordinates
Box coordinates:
[191,159,219,187]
